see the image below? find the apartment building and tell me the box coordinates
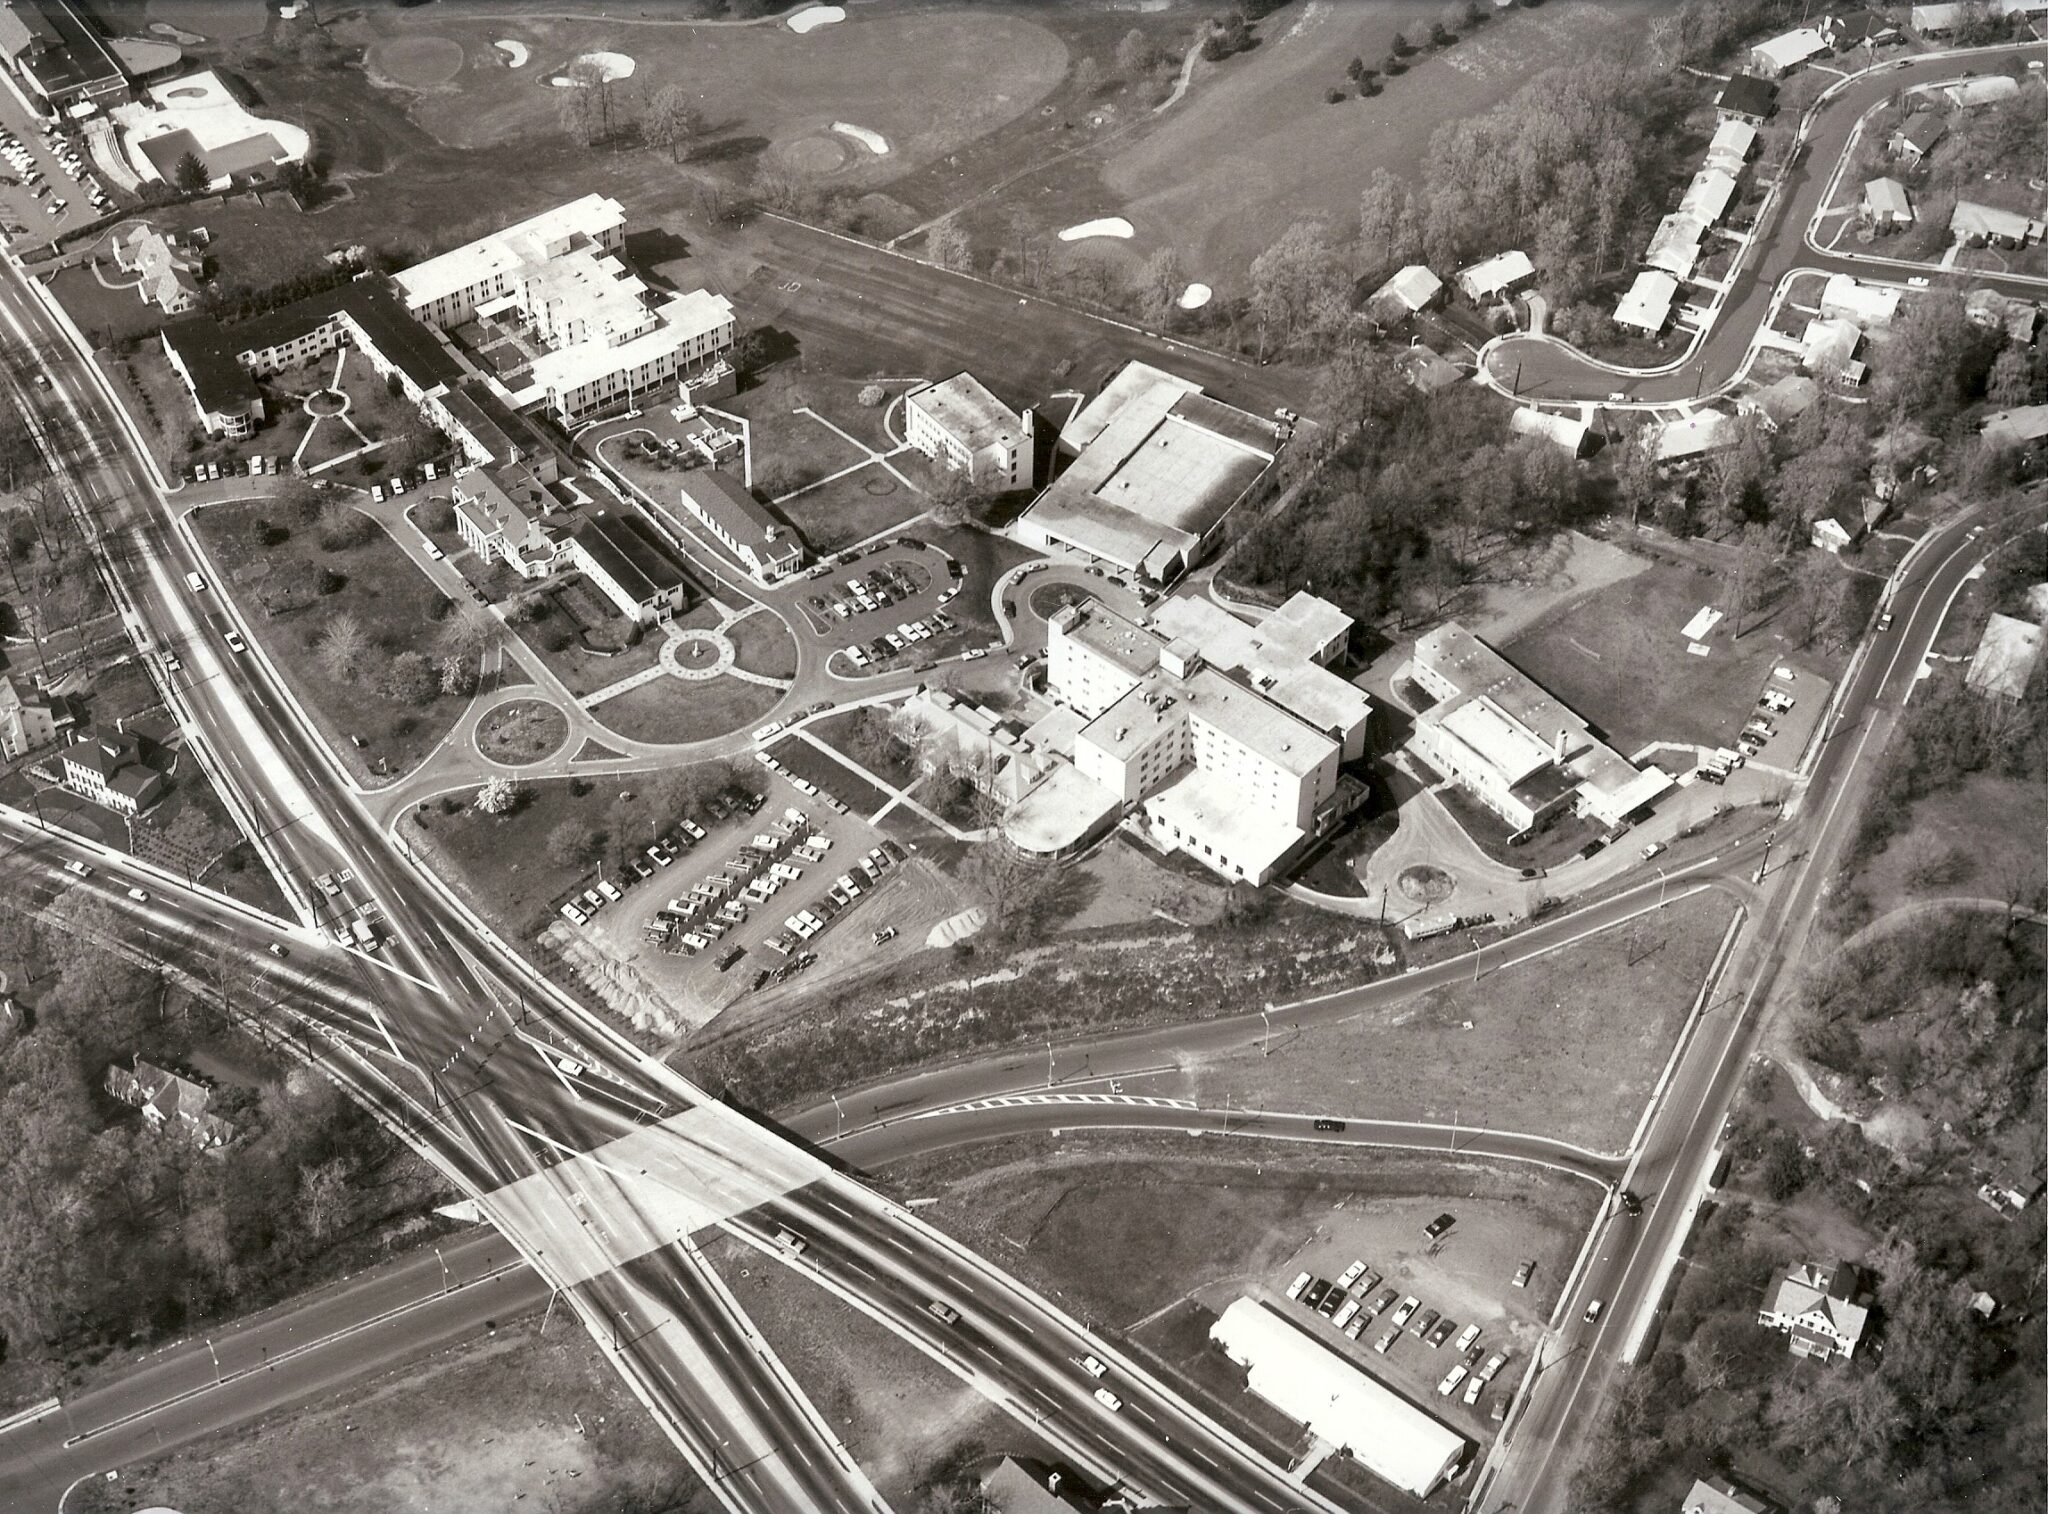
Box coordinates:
[903,372,1034,488]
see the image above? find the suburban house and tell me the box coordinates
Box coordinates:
[104,1055,234,1150]
[1653,408,1737,468]
[1749,26,1828,76]
[1887,113,1947,166]
[1944,75,2021,110]
[1705,118,1758,175]
[1742,373,1820,429]
[390,193,735,424]
[981,1458,1092,1514]
[902,372,1035,489]
[1861,176,1913,228]
[1406,620,1671,836]
[1981,403,2048,452]
[567,506,694,624]
[1801,315,1867,385]
[1826,8,1902,49]
[451,463,572,579]
[1913,0,2048,34]
[0,674,60,760]
[1510,406,1595,457]
[1393,342,1466,393]
[1811,515,1860,554]
[1367,264,1444,321]
[675,468,804,582]
[1757,1259,1870,1362]
[1013,361,1278,584]
[1001,595,1368,885]
[1965,288,2042,345]
[111,224,204,314]
[1715,73,1777,122]
[1951,200,2045,248]
[1819,272,1900,328]
[60,729,165,815]
[1682,1475,1778,1514]
[1964,612,2045,699]
[1454,250,1535,303]
[160,319,264,440]
[1615,270,1680,335]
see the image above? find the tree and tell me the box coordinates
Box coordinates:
[641,84,703,164]
[1728,524,1783,636]
[1875,290,1991,427]
[316,612,368,681]
[1071,55,1104,97]
[172,151,210,193]
[438,652,476,697]
[474,775,521,815]
[1246,218,1345,356]
[1129,246,1185,326]
[1787,552,1850,649]
[380,650,438,705]
[1613,425,1663,529]
[556,61,602,148]
[1346,55,1366,81]
[296,1156,356,1244]
[547,820,597,869]
[925,218,971,272]
[1115,28,1156,79]
[1203,11,1250,60]
[1354,167,1414,280]
[1986,344,2036,408]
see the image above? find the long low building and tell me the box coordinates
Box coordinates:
[1014,361,1279,583]
[1210,1298,1469,1499]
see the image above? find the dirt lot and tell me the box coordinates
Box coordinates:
[188,499,469,782]
[877,1135,1601,1482]
[70,1317,710,1514]
[699,1232,1041,1508]
[1185,890,1740,1154]
[1501,557,1846,758]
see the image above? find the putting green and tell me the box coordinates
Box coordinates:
[369,35,466,90]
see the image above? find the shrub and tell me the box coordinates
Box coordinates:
[1325,87,1346,104]
[857,384,886,408]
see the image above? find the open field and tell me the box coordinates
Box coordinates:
[776,461,924,556]
[68,1314,709,1514]
[188,500,469,781]
[591,671,784,747]
[1501,557,1843,758]
[718,368,878,490]
[700,1231,1039,1508]
[728,610,798,679]
[1186,890,1740,1153]
[1851,772,2048,920]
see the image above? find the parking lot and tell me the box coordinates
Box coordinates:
[793,540,997,676]
[0,111,110,245]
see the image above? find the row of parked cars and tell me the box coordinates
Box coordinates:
[1,122,107,219]
[557,790,764,927]
[191,456,282,482]
[368,459,439,503]
[843,607,958,669]
[1285,1250,1512,1415]
[762,840,903,960]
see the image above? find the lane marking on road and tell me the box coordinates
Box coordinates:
[912,1093,1197,1119]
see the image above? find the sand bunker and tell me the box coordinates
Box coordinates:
[148,20,205,45]
[493,40,530,68]
[549,51,635,87]
[787,5,846,33]
[1059,217,1135,242]
[830,121,889,155]
[1178,283,1212,310]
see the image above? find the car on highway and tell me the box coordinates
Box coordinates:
[1620,1189,1644,1216]
[1411,1308,1440,1340]
[126,886,149,902]
[267,942,288,958]
[772,1225,807,1255]
[185,571,206,593]
[1079,1354,1106,1378]
[1374,1328,1397,1354]
[1092,1387,1123,1413]
[1390,1296,1419,1328]
[1583,1298,1604,1324]
[64,858,92,877]
[1877,611,1893,631]
[1312,1117,1345,1132]
[1513,1260,1534,1289]
[926,1300,959,1325]
[1640,841,1665,860]
[1423,1212,1456,1240]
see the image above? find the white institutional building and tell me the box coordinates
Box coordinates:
[1004,594,1370,884]
[393,194,735,424]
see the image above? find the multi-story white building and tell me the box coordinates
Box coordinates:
[902,373,1033,488]
[392,194,735,424]
[0,675,58,760]
[61,730,165,816]
[451,463,571,579]
[1015,600,1364,884]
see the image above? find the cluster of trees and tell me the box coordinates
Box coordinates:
[0,910,442,1382]
[1224,343,1580,622]
[556,61,707,163]
[541,761,760,879]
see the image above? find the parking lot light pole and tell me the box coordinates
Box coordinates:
[1046,1039,1054,1089]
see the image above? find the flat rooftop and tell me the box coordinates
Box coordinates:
[1441,695,1557,786]
[394,193,627,312]
[1059,602,1162,680]
[1145,767,1302,880]
[910,372,1023,454]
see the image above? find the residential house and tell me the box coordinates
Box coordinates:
[1965,288,2042,346]
[1393,343,1465,394]
[1454,250,1535,303]
[1367,264,1444,321]
[1951,200,2045,248]
[1913,0,2048,34]
[0,674,59,760]
[1944,75,2021,110]
[1862,176,1913,228]
[1964,612,2045,699]
[1750,26,1828,77]
[1888,113,1948,166]
[1826,8,1902,49]
[1757,1259,1870,1362]
[568,506,694,624]
[1981,403,2048,452]
[982,1459,1091,1514]
[902,372,1035,489]
[1818,272,1899,328]
[1681,1475,1777,1514]
[675,468,804,582]
[1654,408,1737,468]
[1801,315,1867,385]
[1510,406,1594,457]
[105,1055,234,1150]
[1704,118,1758,176]
[1811,515,1859,554]
[1715,73,1778,122]
[61,729,165,815]
[1742,373,1820,429]
[111,225,204,314]
[1615,270,1680,335]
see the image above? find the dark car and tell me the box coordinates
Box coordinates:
[1301,1279,1331,1311]
[1312,1117,1347,1133]
[1424,1213,1456,1241]
[1619,1189,1644,1217]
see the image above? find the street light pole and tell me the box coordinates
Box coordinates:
[1657,865,1669,909]
[205,1338,222,1386]
[435,1245,450,1294]
[1261,1004,1272,1057]
[1045,1039,1054,1089]
[831,1090,844,1140]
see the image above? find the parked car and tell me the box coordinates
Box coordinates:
[1438,1365,1468,1397]
[1337,1260,1367,1289]
[1427,1317,1457,1348]
[1374,1328,1397,1354]
[1411,1308,1439,1340]
[1390,1296,1419,1328]
[1363,1288,1398,1319]
[1423,1213,1456,1240]
[1512,1261,1534,1289]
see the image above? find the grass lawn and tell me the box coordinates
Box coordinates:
[810,706,922,791]
[1852,773,2048,919]
[475,698,569,765]
[768,735,894,816]
[506,576,664,698]
[68,1316,712,1514]
[776,461,925,557]
[700,1231,1038,1508]
[1501,557,1842,758]
[590,674,784,747]
[1187,890,1738,1153]
[728,610,798,679]
[917,524,1038,643]
[715,368,876,494]
[189,500,470,781]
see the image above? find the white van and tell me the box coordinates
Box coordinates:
[184,571,206,593]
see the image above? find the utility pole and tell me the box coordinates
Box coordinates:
[831,1089,844,1140]
[1045,1039,1054,1089]
[1261,1003,1273,1057]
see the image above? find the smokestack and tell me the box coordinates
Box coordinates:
[1554,728,1567,762]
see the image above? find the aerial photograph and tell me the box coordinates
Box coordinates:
[0,0,2041,1511]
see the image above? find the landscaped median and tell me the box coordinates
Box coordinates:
[187,497,479,781]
